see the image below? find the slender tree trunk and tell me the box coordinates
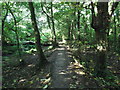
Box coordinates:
[15,28,21,58]
[114,15,117,51]
[2,9,8,45]
[71,21,74,40]
[68,21,71,40]
[50,2,58,47]
[41,3,53,43]
[13,15,21,61]
[118,35,120,54]
[77,2,80,40]
[107,28,110,51]
[28,2,47,68]
[6,3,22,62]
[41,3,51,30]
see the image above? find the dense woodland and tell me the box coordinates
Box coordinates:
[2,1,120,89]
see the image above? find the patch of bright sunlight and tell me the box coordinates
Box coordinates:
[67,52,71,54]
[58,48,65,50]
[59,70,67,75]
[19,79,26,83]
[72,48,78,51]
[97,45,106,51]
[75,69,85,75]
[97,46,103,51]
[48,46,52,49]
[72,59,84,68]
[26,48,36,53]
[107,66,112,69]
[26,51,31,53]
[62,39,66,43]
[18,25,26,29]
[41,77,51,84]
[0,46,1,50]
[28,64,35,67]
[58,53,63,55]
[68,55,72,58]
[59,72,66,75]
[65,78,71,80]
[46,73,50,77]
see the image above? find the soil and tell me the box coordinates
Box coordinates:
[2,44,120,88]
[49,45,72,88]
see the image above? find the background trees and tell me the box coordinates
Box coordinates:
[2,1,120,88]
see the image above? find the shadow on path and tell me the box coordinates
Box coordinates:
[48,45,72,88]
[48,44,98,88]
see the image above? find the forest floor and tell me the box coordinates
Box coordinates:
[2,42,120,88]
[48,45,72,88]
[49,44,98,88]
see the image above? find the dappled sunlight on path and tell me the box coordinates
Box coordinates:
[48,44,98,88]
[49,45,72,88]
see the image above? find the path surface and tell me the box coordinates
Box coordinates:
[48,45,72,88]
[48,44,98,88]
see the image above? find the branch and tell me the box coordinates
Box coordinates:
[83,6,91,10]
[16,14,30,23]
[41,3,52,29]
[110,2,119,16]
[5,3,30,31]
[6,3,17,25]
[2,9,8,21]
[40,30,50,40]
[41,3,51,18]
[2,9,8,32]
[90,2,97,29]
[91,2,95,15]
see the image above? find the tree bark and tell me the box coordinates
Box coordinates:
[71,21,74,40]
[28,2,47,67]
[91,2,109,77]
[2,9,8,45]
[6,3,22,62]
[67,20,71,40]
[50,2,58,47]
[95,30,107,76]
[77,2,80,40]
[41,3,51,29]
[114,15,117,51]
[91,2,119,77]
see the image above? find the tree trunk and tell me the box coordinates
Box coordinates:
[118,35,120,54]
[77,2,80,40]
[50,2,58,47]
[95,30,107,76]
[114,15,117,51]
[94,2,119,77]
[68,21,71,40]
[107,28,110,51]
[28,2,47,68]
[91,2,109,77]
[71,21,74,40]
[6,3,22,63]
[2,9,8,45]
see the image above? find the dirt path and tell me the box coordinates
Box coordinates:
[48,45,98,88]
[48,45,72,88]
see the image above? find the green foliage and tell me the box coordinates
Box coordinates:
[2,2,120,88]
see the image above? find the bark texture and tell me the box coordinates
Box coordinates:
[29,2,47,67]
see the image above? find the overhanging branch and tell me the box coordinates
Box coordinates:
[110,2,119,16]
